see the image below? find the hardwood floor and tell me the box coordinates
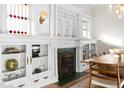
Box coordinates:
[43,74,89,88]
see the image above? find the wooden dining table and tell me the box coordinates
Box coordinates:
[81,54,124,88]
[80,54,124,67]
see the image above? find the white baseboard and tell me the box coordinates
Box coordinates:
[50,76,58,84]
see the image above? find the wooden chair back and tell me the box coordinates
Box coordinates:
[89,61,120,88]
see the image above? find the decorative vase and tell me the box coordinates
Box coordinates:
[6,59,18,71]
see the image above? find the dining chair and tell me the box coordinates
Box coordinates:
[91,54,97,58]
[99,52,107,56]
[89,61,124,88]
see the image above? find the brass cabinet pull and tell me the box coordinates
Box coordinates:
[30,56,32,64]
[27,57,29,64]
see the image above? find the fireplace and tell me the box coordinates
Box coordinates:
[57,48,76,81]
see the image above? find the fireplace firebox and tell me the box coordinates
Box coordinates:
[57,48,76,81]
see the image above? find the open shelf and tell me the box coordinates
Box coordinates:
[2,74,26,82]
[31,44,48,76]
[32,70,49,78]
[0,43,49,87]
[0,44,27,82]
[32,55,48,59]
[1,45,26,54]
[56,6,77,38]
[2,67,26,74]
[1,52,26,56]
[80,42,96,61]
[32,69,48,75]
[2,67,26,82]
[32,56,48,75]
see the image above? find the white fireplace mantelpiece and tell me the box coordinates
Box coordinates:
[49,39,80,83]
[56,40,77,48]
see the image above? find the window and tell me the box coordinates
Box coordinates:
[81,18,90,39]
[7,4,30,35]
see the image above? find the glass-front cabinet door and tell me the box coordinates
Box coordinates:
[30,43,50,87]
[90,43,96,58]
[0,44,28,83]
[82,44,90,60]
[31,44,49,75]
[0,43,50,88]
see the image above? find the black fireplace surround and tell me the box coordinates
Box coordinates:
[57,48,76,81]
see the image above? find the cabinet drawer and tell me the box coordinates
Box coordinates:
[5,78,28,88]
[32,75,50,88]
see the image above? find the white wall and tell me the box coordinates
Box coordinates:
[0,4,7,33]
[0,5,2,31]
[73,4,94,16]
[30,4,50,36]
[93,5,124,53]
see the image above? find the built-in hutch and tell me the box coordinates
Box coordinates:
[79,40,97,72]
[0,4,97,87]
[0,39,51,88]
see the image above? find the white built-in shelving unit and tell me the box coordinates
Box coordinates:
[0,43,50,88]
[0,4,95,88]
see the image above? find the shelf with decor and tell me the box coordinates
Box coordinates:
[32,55,48,60]
[30,43,50,88]
[89,43,97,58]
[2,67,26,74]
[32,55,48,75]
[31,44,49,75]
[79,40,97,72]
[0,44,27,83]
[1,52,26,57]
[56,5,78,38]
[0,42,50,88]
[2,67,26,82]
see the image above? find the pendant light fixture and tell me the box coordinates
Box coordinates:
[109,4,124,18]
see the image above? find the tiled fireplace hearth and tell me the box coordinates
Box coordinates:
[57,48,76,81]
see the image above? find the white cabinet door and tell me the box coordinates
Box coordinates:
[29,43,50,87]
[0,43,31,88]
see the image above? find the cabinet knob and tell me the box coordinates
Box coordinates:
[17,84,25,88]
[43,76,48,79]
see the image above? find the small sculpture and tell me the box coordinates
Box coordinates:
[3,47,20,54]
[39,11,48,24]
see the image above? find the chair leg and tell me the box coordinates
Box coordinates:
[89,76,92,88]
